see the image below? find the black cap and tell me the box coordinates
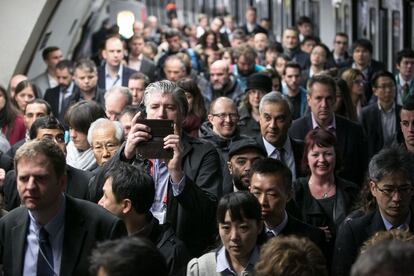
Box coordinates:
[228,138,267,159]
[245,73,272,93]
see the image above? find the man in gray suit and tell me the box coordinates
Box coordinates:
[0,139,126,275]
[31,46,63,97]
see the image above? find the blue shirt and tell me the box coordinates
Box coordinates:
[104,64,123,89]
[266,210,289,236]
[216,245,259,275]
[150,159,185,224]
[380,210,411,231]
[23,195,66,275]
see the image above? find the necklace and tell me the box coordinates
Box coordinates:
[322,185,335,199]
[309,180,335,199]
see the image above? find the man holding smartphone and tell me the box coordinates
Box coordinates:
[121,80,222,257]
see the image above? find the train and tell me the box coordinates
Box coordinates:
[2,0,413,86]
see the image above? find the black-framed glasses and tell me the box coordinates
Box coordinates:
[375,184,413,197]
[211,113,239,120]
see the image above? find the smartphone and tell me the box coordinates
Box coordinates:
[135,119,174,159]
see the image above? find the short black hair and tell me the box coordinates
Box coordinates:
[283,62,302,74]
[297,16,313,26]
[308,74,337,97]
[64,100,106,134]
[55,59,74,74]
[250,158,292,194]
[29,116,65,140]
[371,71,396,87]
[89,237,168,276]
[396,49,414,65]
[42,46,60,60]
[104,162,155,214]
[352,39,373,54]
[217,191,262,224]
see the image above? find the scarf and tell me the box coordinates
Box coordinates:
[66,140,98,171]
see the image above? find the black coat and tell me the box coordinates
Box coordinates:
[289,114,368,186]
[132,214,190,276]
[0,195,127,276]
[3,165,91,211]
[91,133,222,257]
[360,103,403,159]
[332,209,414,276]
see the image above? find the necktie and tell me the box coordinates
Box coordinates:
[403,83,410,98]
[266,230,275,239]
[37,227,54,276]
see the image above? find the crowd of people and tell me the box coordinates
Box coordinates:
[1,5,414,276]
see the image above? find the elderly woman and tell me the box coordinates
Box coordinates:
[294,128,359,250]
[65,100,106,171]
[187,191,265,276]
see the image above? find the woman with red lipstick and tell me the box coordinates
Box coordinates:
[187,191,265,276]
[293,128,359,257]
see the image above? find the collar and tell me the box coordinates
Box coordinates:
[380,210,411,231]
[397,73,413,87]
[262,136,289,157]
[265,210,288,235]
[311,112,336,130]
[216,245,259,274]
[129,53,143,62]
[28,194,66,233]
[377,101,396,113]
[105,64,123,78]
[131,213,156,237]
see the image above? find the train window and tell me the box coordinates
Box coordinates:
[309,1,320,36]
[379,9,388,68]
[335,7,341,33]
[282,0,293,30]
[344,4,350,34]
[272,0,283,40]
[357,0,368,38]
[255,0,269,22]
[369,8,376,43]
[392,10,401,69]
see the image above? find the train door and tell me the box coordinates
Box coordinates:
[333,0,352,44]
[271,0,284,41]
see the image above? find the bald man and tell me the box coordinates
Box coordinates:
[203,60,243,110]
[200,97,244,194]
[97,36,137,90]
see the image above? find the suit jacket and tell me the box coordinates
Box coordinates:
[97,64,137,90]
[289,114,368,186]
[0,151,13,172]
[43,85,66,122]
[332,209,414,276]
[360,103,403,159]
[0,195,127,276]
[91,133,222,257]
[278,214,326,253]
[6,138,25,160]
[255,135,305,179]
[31,71,50,98]
[3,165,92,211]
[139,56,156,82]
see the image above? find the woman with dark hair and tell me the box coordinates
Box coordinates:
[12,80,40,113]
[0,85,26,145]
[187,191,265,275]
[65,100,106,171]
[176,77,207,137]
[294,128,359,253]
[335,78,358,122]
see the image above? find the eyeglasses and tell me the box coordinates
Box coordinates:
[375,84,395,90]
[42,134,65,144]
[375,184,413,197]
[211,113,239,120]
[353,79,366,86]
[93,143,120,153]
[335,41,348,45]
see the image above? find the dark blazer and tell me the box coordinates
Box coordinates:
[0,151,13,172]
[6,138,25,160]
[0,195,127,276]
[278,214,326,255]
[332,209,414,276]
[289,114,368,186]
[241,24,268,36]
[255,135,305,179]
[360,103,403,159]
[329,50,352,70]
[97,64,137,90]
[3,165,92,211]
[139,56,156,82]
[91,133,222,257]
[43,85,64,122]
